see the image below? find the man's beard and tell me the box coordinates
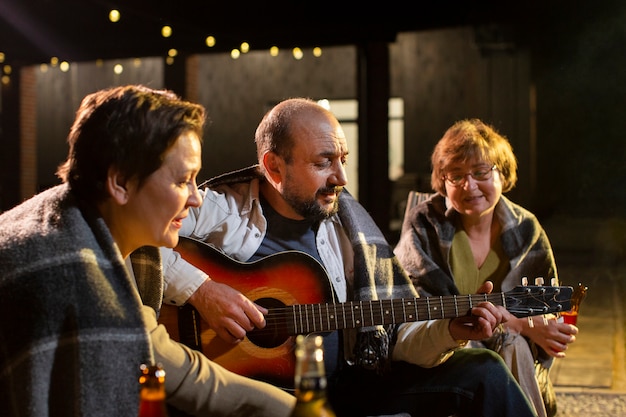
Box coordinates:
[282,184,342,222]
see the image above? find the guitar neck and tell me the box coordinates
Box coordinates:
[284,292,501,334]
[279,284,572,334]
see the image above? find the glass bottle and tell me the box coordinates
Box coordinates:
[290,335,336,417]
[138,363,168,417]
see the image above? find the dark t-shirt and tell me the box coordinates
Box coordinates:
[250,196,340,377]
[248,196,322,264]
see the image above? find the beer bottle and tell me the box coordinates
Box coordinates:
[138,363,168,417]
[290,334,336,417]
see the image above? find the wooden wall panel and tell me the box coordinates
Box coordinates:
[34,58,163,190]
[194,46,357,180]
[390,28,531,208]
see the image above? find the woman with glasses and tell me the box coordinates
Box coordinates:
[394,118,578,417]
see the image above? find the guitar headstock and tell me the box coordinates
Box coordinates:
[504,285,573,318]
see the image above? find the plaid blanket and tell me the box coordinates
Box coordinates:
[0,184,153,416]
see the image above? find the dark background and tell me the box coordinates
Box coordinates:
[1,1,624,261]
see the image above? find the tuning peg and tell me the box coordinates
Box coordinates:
[550,277,559,286]
[535,277,544,286]
[521,277,528,286]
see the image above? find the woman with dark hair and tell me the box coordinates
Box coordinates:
[0,85,294,417]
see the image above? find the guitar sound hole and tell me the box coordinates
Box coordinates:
[248,297,290,349]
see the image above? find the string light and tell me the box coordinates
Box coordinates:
[6,8,331,70]
[161,26,172,38]
[1,62,9,86]
[0,4,325,97]
[109,9,120,23]
[292,47,303,60]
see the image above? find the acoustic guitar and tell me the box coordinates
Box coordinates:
[159,236,573,389]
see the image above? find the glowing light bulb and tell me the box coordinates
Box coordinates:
[109,9,120,23]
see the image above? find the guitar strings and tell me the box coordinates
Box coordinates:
[246,290,569,336]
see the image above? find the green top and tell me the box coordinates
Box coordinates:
[450,227,509,294]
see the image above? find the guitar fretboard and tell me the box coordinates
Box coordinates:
[284,293,509,334]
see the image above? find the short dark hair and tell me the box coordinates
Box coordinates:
[56,85,206,202]
[254,97,323,164]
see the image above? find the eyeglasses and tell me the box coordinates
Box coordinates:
[443,165,497,187]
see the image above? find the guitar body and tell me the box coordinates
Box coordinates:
[159,237,333,388]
